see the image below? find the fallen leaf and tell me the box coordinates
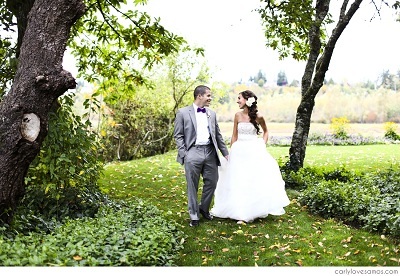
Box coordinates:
[389,258,399,264]
[295,260,303,266]
[73,255,82,261]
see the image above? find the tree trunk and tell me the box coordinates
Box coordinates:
[0,0,86,224]
[287,0,362,171]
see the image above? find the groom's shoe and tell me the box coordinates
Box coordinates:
[189,220,199,227]
[200,209,213,220]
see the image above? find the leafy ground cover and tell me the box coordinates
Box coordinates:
[98,146,400,267]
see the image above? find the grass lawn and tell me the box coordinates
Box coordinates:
[267,144,400,172]
[98,145,400,267]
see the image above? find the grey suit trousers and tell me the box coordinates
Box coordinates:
[184,144,218,221]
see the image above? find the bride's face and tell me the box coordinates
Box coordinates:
[237,94,246,109]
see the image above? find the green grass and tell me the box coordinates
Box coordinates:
[97,146,400,267]
[267,144,400,172]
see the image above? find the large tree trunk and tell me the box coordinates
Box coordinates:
[0,0,86,224]
[288,0,362,171]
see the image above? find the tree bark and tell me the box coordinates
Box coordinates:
[0,0,86,224]
[288,0,363,171]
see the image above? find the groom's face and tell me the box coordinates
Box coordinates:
[199,89,212,107]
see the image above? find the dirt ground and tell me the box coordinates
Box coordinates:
[219,122,387,138]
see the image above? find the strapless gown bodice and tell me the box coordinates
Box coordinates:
[237,122,258,139]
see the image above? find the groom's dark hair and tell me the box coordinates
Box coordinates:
[194,85,210,99]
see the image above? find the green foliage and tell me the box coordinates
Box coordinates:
[330,116,350,139]
[277,71,288,86]
[299,179,379,223]
[97,47,209,161]
[249,69,267,86]
[23,93,105,229]
[295,167,400,238]
[281,166,324,190]
[0,200,185,266]
[0,0,17,98]
[69,0,185,86]
[384,121,400,140]
[282,165,359,190]
[100,98,175,161]
[358,169,400,236]
[256,0,333,60]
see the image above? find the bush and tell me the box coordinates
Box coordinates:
[359,168,400,236]
[383,122,400,141]
[294,168,400,238]
[282,166,358,190]
[22,93,105,232]
[0,199,185,266]
[330,117,350,139]
[299,179,379,224]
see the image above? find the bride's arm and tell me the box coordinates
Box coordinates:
[230,113,239,146]
[257,114,269,144]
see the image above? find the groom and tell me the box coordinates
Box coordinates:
[173,85,229,227]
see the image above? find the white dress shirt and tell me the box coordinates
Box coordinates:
[194,104,210,145]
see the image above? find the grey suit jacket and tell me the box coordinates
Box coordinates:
[173,105,229,166]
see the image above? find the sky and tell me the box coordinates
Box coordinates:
[138,0,400,84]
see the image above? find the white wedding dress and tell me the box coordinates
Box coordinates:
[210,122,290,222]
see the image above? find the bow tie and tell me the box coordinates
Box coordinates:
[197,107,206,113]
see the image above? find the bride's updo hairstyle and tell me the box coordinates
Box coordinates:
[240,90,260,135]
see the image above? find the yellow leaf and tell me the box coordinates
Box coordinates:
[344,252,351,257]
[73,255,82,261]
[389,258,399,263]
[222,248,229,252]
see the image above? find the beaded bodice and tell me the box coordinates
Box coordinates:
[238,122,257,140]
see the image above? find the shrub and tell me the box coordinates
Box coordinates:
[22,93,105,232]
[299,179,379,224]
[0,199,185,266]
[359,168,400,236]
[296,168,400,238]
[330,116,350,139]
[282,166,324,190]
[383,122,400,141]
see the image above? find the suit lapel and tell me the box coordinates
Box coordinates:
[188,105,197,133]
[206,109,213,136]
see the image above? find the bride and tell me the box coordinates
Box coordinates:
[210,90,290,223]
